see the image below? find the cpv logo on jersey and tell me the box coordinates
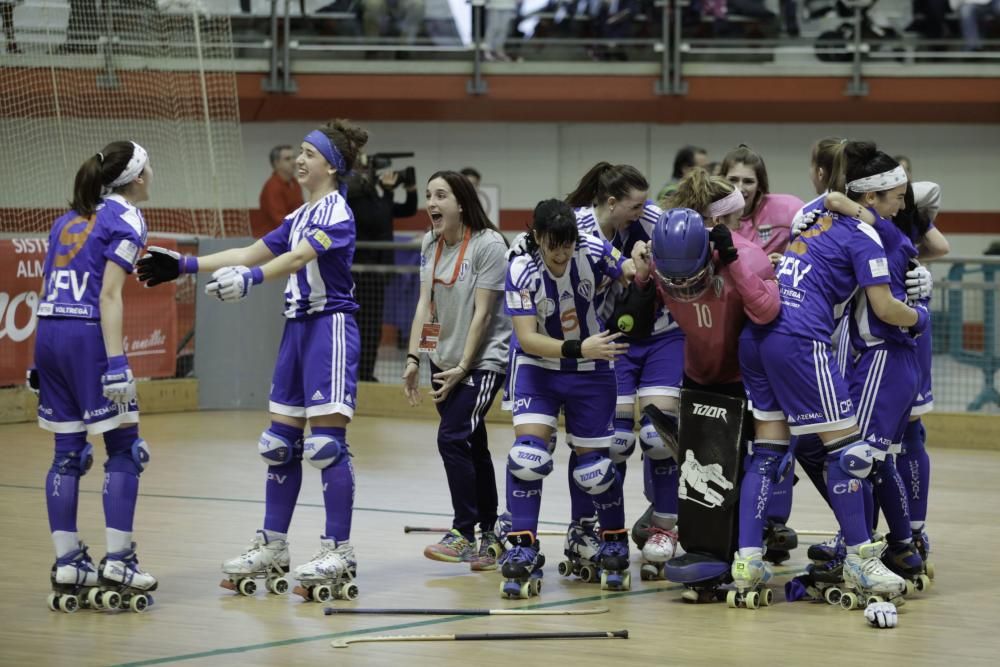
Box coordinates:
[692,403,727,423]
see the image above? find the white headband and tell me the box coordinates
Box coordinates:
[707,188,745,219]
[846,165,907,193]
[103,141,148,195]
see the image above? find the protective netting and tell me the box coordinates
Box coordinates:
[0,0,249,237]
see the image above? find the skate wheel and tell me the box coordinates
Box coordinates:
[341,583,360,601]
[824,587,841,606]
[867,595,883,606]
[238,578,257,596]
[579,565,596,583]
[59,594,79,613]
[313,585,332,603]
[519,581,531,599]
[270,576,290,595]
[925,561,935,579]
[499,581,510,598]
[903,579,915,596]
[47,593,59,612]
[487,544,503,559]
[557,561,571,577]
[916,574,930,592]
[726,590,738,608]
[761,588,773,607]
[101,591,122,609]
[599,570,608,590]
[530,578,542,596]
[622,572,631,591]
[87,587,103,609]
[130,594,149,613]
[745,591,759,610]
[840,592,858,610]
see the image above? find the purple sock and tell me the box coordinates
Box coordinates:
[102,426,141,531]
[649,456,678,515]
[263,421,304,534]
[567,450,593,522]
[767,461,794,525]
[898,419,930,524]
[826,458,870,546]
[873,457,911,543]
[737,450,773,551]
[642,455,653,504]
[46,433,85,532]
[313,426,354,542]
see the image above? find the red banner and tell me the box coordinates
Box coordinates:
[0,238,178,386]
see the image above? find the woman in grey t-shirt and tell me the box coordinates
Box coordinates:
[403,171,512,570]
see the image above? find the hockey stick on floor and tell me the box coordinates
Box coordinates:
[323,606,609,616]
[332,629,628,649]
[404,526,565,537]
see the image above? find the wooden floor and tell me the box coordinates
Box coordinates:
[1,412,999,667]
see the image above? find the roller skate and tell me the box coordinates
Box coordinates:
[640,526,679,580]
[788,554,846,605]
[727,552,774,609]
[220,530,291,596]
[470,527,503,572]
[763,522,798,565]
[596,529,631,591]
[840,540,906,610]
[665,552,731,603]
[423,529,476,563]
[883,540,930,594]
[912,529,934,579]
[293,537,359,603]
[498,531,544,599]
[630,503,654,550]
[557,517,601,583]
[47,543,100,613]
[807,532,844,563]
[96,543,157,613]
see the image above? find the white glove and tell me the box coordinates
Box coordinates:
[505,232,530,261]
[205,266,262,303]
[864,601,898,629]
[790,210,818,238]
[101,356,136,414]
[905,265,933,301]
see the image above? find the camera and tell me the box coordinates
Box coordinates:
[369,152,416,190]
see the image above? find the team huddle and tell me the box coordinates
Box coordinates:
[33,122,945,629]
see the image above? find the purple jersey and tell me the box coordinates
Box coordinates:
[38,195,147,321]
[850,216,919,350]
[505,234,624,372]
[263,191,359,319]
[763,213,890,342]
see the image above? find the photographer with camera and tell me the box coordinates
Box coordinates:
[348,152,418,382]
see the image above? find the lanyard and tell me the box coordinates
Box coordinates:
[430,226,471,321]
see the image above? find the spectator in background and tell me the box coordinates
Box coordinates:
[1,0,20,54]
[956,0,1000,52]
[257,145,304,237]
[461,167,483,188]
[656,145,709,203]
[348,158,418,382]
[363,0,423,42]
[485,0,518,61]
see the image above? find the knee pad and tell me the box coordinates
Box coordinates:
[258,429,302,466]
[609,431,636,464]
[572,451,618,495]
[507,435,554,481]
[827,438,878,479]
[302,434,347,470]
[638,415,675,461]
[50,434,94,477]
[104,425,149,475]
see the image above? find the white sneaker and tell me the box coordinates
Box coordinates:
[844,541,906,596]
[100,544,157,591]
[222,530,290,575]
[294,537,356,581]
[641,527,680,563]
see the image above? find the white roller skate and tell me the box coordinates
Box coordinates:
[97,543,157,613]
[727,552,774,609]
[557,517,601,583]
[48,543,100,613]
[640,526,680,580]
[220,530,291,596]
[293,537,358,603]
[841,540,906,610]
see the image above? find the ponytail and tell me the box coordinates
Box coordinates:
[664,167,735,217]
[69,140,135,217]
[566,162,648,208]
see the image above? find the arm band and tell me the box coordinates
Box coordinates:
[406,353,421,366]
[561,339,583,359]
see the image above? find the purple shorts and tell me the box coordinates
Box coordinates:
[510,360,615,448]
[851,345,919,452]
[910,329,934,415]
[269,312,359,420]
[34,318,139,434]
[740,330,856,436]
[615,329,684,403]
